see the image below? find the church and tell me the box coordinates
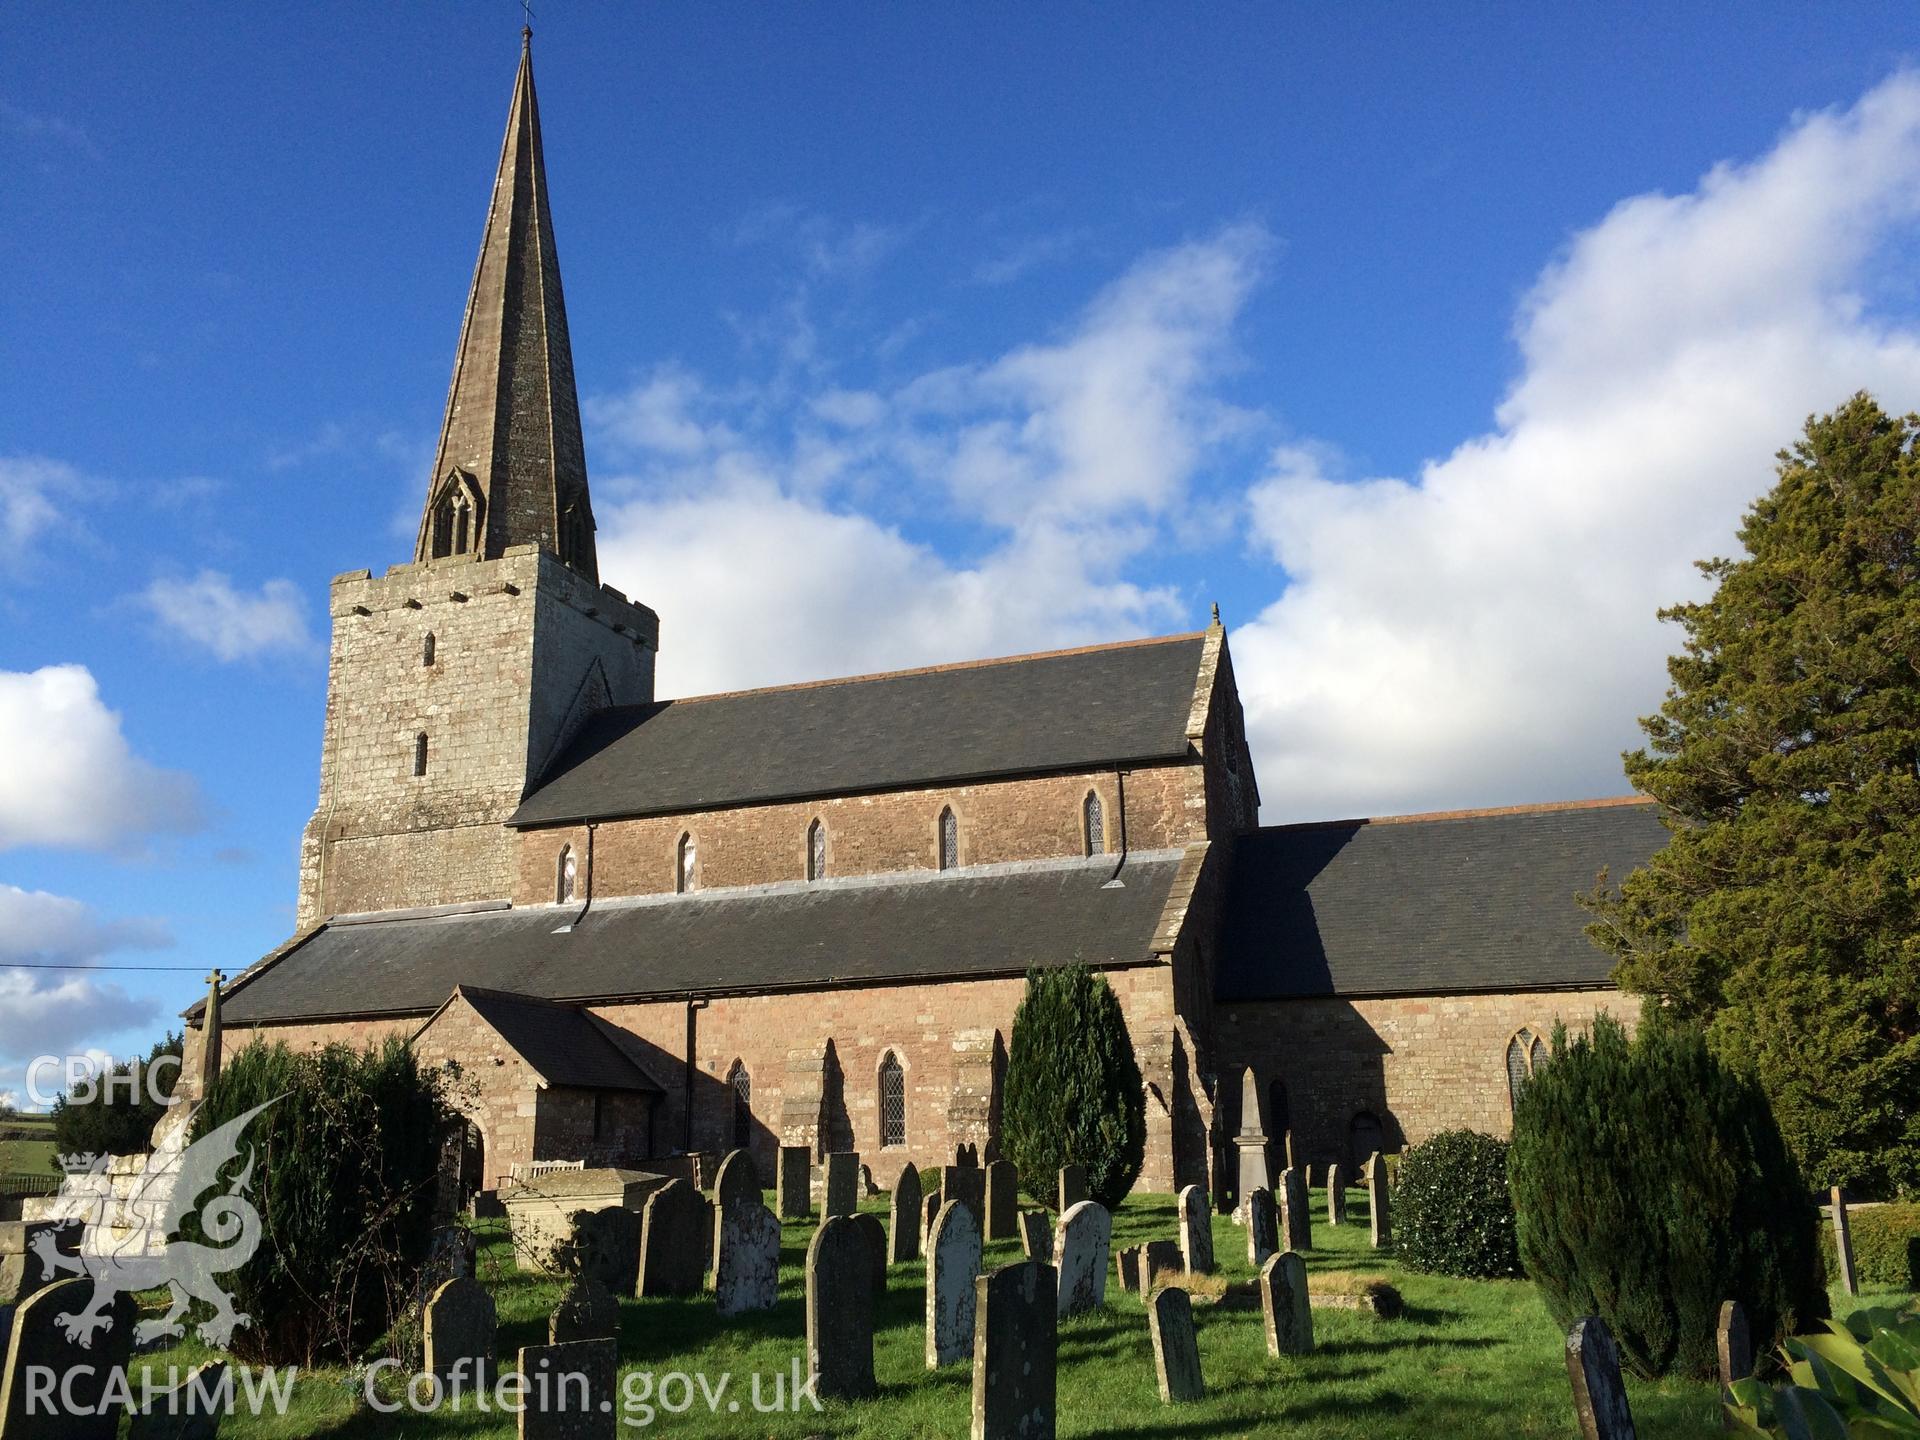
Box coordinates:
[191,35,1667,1201]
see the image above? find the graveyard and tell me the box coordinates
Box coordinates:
[89,1171,1886,1438]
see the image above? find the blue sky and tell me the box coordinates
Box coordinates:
[5,4,1920,1102]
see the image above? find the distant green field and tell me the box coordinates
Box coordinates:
[0,1114,60,1178]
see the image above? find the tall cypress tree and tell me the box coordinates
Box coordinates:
[1586,393,1920,1193]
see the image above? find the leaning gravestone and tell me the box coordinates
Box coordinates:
[713,1148,761,1211]
[889,1163,923,1263]
[636,1178,713,1298]
[1566,1316,1638,1440]
[924,1192,942,1241]
[1148,1286,1205,1403]
[776,1145,811,1219]
[985,1160,1019,1241]
[1018,1209,1052,1264]
[1260,1250,1313,1356]
[926,1200,983,1368]
[972,1260,1056,1440]
[0,1278,136,1439]
[1367,1151,1392,1248]
[1280,1166,1312,1252]
[1057,1164,1087,1212]
[569,1205,641,1295]
[1717,1300,1751,1431]
[1327,1163,1348,1226]
[550,1275,618,1344]
[1053,1200,1111,1318]
[1245,1187,1278,1268]
[424,1275,496,1386]
[518,1336,617,1440]
[1830,1187,1858,1296]
[824,1152,861,1218]
[715,1201,780,1316]
[942,1164,986,1229]
[128,1360,227,1440]
[806,1216,877,1399]
[850,1211,888,1295]
[1177,1184,1214,1274]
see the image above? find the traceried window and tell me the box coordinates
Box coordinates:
[938,807,958,871]
[729,1062,752,1151]
[1083,790,1105,857]
[413,732,428,777]
[1506,1027,1550,1112]
[422,632,436,667]
[807,819,826,882]
[431,488,477,559]
[878,1052,906,1148]
[556,845,576,905]
[677,833,696,894]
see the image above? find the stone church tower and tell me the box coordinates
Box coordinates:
[296,33,658,927]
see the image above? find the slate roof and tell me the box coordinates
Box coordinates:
[424,987,662,1092]
[509,634,1209,826]
[1214,800,1670,1000]
[214,851,1186,1025]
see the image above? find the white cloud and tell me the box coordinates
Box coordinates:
[0,665,203,852]
[0,455,82,559]
[136,570,315,662]
[1234,72,1920,819]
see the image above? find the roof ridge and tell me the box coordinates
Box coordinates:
[1262,795,1655,833]
[658,630,1209,708]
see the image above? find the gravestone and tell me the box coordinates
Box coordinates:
[550,1276,618,1344]
[517,1336,617,1440]
[1115,1244,1142,1293]
[128,1360,227,1440]
[1232,1067,1269,1220]
[1566,1316,1638,1440]
[1143,1239,1184,1291]
[712,1148,761,1211]
[569,1205,640,1295]
[1057,1164,1086,1212]
[985,1160,1019,1241]
[1245,1187,1278,1268]
[715,1201,781,1317]
[424,1275,496,1386]
[1717,1300,1751,1431]
[924,1192,941,1241]
[824,1152,860,1218]
[0,1278,136,1438]
[1260,1250,1313,1355]
[926,1200,983,1368]
[1053,1200,1111,1318]
[1327,1163,1347,1226]
[1280,1166,1312,1252]
[1830,1186,1857,1296]
[888,1163,923,1263]
[636,1178,713,1298]
[805,1216,877,1400]
[850,1211,888,1295]
[1148,1286,1205,1403]
[1018,1209,1052,1264]
[1367,1151,1391,1248]
[942,1164,986,1229]
[1177,1184,1214,1274]
[972,1260,1056,1440]
[776,1145,811,1219]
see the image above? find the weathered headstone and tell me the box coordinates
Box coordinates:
[1018,1209,1052,1264]
[985,1160,1019,1241]
[824,1151,860,1218]
[1053,1200,1111,1318]
[1116,1244,1142,1293]
[715,1201,781,1317]
[1280,1166,1312,1252]
[1057,1164,1086,1212]
[1367,1150,1391,1248]
[1177,1184,1214,1274]
[1566,1316,1638,1440]
[926,1200,983,1368]
[636,1178,713,1298]
[713,1148,761,1211]
[424,1275,496,1386]
[517,1336,617,1440]
[942,1164,986,1229]
[569,1205,640,1295]
[1143,1239,1183,1291]
[1717,1300,1751,1431]
[1232,1067,1269,1220]
[1282,1128,1297,1173]
[850,1211,888,1295]
[1327,1163,1347,1226]
[1260,1250,1313,1356]
[128,1360,227,1440]
[1830,1186,1857,1296]
[1148,1285,1204,1403]
[972,1261,1056,1440]
[550,1276,618,1344]
[1246,1187,1278,1268]
[776,1145,811,1219]
[805,1216,876,1399]
[0,1278,136,1438]
[924,1191,941,1240]
[888,1163,923,1263]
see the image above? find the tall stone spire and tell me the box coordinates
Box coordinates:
[415,29,598,582]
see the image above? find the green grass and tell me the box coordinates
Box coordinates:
[122,1191,1898,1438]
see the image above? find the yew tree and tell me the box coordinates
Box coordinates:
[1586,393,1920,1194]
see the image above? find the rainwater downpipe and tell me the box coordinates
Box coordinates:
[1103,768,1131,888]
[683,996,709,1154]
[551,821,598,933]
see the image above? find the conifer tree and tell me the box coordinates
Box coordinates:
[1586,394,1920,1193]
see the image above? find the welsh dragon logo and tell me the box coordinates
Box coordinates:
[32,1099,280,1349]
